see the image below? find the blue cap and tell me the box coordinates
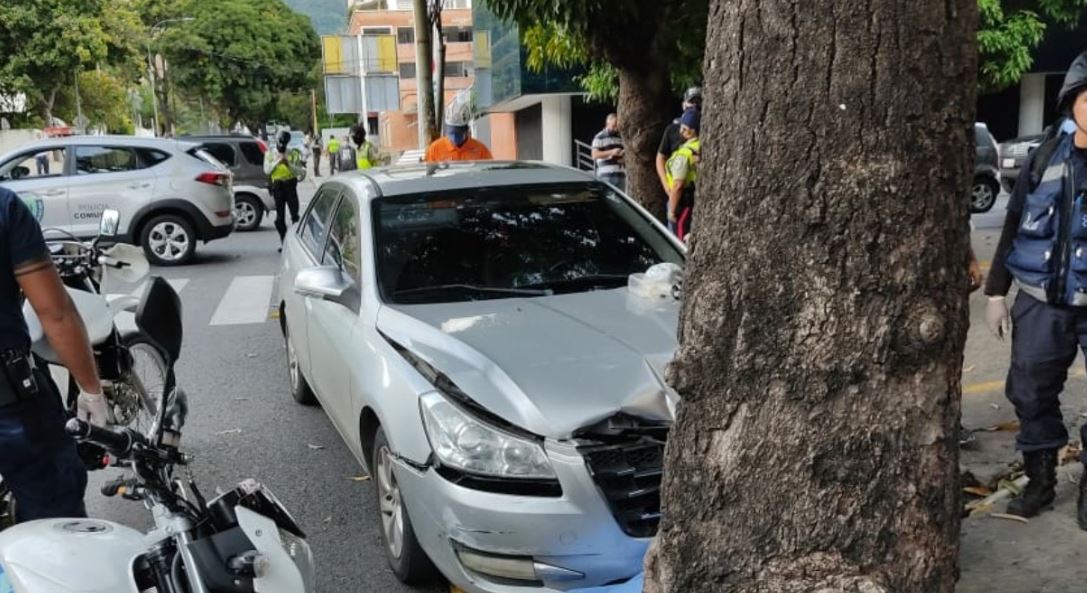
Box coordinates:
[680,108,700,133]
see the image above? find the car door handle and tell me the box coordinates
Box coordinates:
[40,189,65,196]
[127,182,151,189]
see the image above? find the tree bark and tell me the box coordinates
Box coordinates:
[617,65,673,218]
[645,1,977,592]
[40,86,59,127]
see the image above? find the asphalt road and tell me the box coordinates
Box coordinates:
[79,179,445,593]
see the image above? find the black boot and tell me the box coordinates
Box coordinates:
[1007,449,1058,518]
[1077,465,1087,531]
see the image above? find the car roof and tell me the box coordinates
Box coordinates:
[335,161,601,199]
[180,134,260,142]
[2,135,198,155]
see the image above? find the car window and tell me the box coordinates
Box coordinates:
[324,195,362,286]
[239,141,264,166]
[202,143,237,167]
[136,148,171,167]
[974,125,995,151]
[300,188,341,257]
[0,148,67,181]
[75,146,140,174]
[374,184,684,304]
[188,148,225,169]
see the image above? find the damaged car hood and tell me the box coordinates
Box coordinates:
[377,288,679,439]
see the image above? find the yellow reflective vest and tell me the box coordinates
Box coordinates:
[665,137,701,188]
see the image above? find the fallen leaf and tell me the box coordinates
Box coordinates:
[997,478,1025,497]
[963,365,976,373]
[217,428,242,435]
[307,444,325,450]
[990,403,1000,410]
[990,512,1030,524]
[963,486,993,497]
[348,475,371,482]
[981,420,1021,432]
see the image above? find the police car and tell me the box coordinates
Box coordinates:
[0,135,235,266]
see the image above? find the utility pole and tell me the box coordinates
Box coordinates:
[74,70,84,133]
[311,89,319,135]
[412,0,436,147]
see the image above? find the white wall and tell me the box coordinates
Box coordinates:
[0,129,42,156]
[541,95,572,166]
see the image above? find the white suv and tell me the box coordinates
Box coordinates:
[0,135,235,265]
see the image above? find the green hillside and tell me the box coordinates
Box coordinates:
[284,0,348,35]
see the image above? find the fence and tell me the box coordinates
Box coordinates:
[574,139,595,172]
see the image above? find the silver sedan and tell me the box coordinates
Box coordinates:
[278,162,684,593]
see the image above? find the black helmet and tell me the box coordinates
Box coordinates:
[276,130,291,151]
[350,123,367,147]
[1058,51,1087,113]
[683,86,702,106]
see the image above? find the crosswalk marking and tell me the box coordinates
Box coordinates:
[209,275,276,326]
[128,277,190,298]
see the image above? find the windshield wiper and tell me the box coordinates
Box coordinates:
[520,274,629,291]
[394,284,552,298]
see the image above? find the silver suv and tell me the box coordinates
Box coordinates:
[0,135,235,265]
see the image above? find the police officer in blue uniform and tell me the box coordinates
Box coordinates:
[985,51,1087,525]
[0,185,108,521]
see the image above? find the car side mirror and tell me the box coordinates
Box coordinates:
[99,209,120,237]
[11,166,29,180]
[294,266,350,301]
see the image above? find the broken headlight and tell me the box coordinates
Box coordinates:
[420,392,556,480]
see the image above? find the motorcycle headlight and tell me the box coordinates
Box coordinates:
[420,392,555,480]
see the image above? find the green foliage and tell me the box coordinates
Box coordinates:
[159,0,321,129]
[62,70,135,133]
[978,0,1087,93]
[0,0,142,118]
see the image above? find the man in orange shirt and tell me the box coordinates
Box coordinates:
[425,102,493,162]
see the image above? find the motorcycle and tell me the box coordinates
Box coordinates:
[0,209,182,526]
[0,391,316,593]
[27,209,178,437]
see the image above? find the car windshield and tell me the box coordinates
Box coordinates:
[374,184,683,304]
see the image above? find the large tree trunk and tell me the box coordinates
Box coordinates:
[617,65,672,218]
[645,1,977,592]
[40,86,59,127]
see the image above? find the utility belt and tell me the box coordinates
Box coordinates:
[0,348,40,407]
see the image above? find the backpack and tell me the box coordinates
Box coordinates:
[338,146,358,172]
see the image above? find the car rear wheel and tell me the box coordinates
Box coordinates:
[234,195,264,232]
[971,177,998,213]
[284,322,316,405]
[372,427,437,585]
[141,214,196,266]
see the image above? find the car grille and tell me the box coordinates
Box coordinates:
[579,437,666,538]
[1006,143,1033,158]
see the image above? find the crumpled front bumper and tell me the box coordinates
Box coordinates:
[394,440,648,593]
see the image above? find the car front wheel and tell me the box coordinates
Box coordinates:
[141,214,196,266]
[971,178,998,213]
[372,427,436,585]
[234,195,264,232]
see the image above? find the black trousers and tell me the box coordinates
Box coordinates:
[1006,292,1087,461]
[0,368,87,521]
[271,179,300,242]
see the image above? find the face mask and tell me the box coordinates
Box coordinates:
[449,129,468,147]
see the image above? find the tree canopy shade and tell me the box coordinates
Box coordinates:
[0,0,143,124]
[977,0,1087,93]
[158,0,320,133]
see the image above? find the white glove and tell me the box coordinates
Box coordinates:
[986,296,1011,341]
[77,391,110,427]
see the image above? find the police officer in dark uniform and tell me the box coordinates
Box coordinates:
[0,185,107,521]
[985,51,1087,526]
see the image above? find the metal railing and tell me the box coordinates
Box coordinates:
[574,139,595,172]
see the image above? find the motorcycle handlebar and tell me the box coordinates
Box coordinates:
[65,418,143,457]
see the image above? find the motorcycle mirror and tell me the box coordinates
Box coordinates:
[99,209,120,237]
[103,244,150,283]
